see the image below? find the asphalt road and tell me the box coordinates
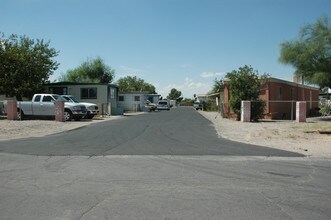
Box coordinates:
[0,154,330,220]
[0,107,303,157]
[1,107,330,219]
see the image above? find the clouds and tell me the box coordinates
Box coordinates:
[179,63,193,69]
[157,78,211,98]
[115,65,148,80]
[157,69,228,98]
[119,65,145,74]
[200,72,226,78]
[114,65,221,98]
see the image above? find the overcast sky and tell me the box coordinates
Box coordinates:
[2,0,331,98]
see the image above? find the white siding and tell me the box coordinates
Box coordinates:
[118,93,160,112]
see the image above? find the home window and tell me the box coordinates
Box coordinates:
[81,88,97,99]
[147,96,153,103]
[49,87,67,95]
[277,87,282,100]
[119,96,124,101]
[134,96,140,101]
[290,88,296,100]
[110,88,115,99]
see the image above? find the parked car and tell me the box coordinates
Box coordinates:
[157,100,170,111]
[60,95,99,119]
[145,100,157,112]
[193,101,203,110]
[3,94,87,121]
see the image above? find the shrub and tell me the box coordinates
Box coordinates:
[251,100,266,121]
[202,99,218,112]
[226,65,268,121]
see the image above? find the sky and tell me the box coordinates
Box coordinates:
[1,0,331,98]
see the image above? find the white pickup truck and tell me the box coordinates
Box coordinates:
[60,95,99,119]
[4,94,87,121]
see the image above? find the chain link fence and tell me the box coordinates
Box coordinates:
[251,100,320,120]
[319,99,331,117]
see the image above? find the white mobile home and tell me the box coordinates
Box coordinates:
[118,92,160,112]
[45,82,123,115]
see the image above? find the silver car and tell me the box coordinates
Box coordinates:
[157,100,170,111]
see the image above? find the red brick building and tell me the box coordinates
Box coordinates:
[223,77,319,120]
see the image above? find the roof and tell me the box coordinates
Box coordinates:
[46,82,118,88]
[118,91,160,96]
[197,92,223,98]
[224,77,319,91]
[267,77,319,91]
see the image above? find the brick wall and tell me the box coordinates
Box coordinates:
[223,78,319,120]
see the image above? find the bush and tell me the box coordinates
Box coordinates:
[251,100,266,121]
[226,65,268,121]
[202,99,218,112]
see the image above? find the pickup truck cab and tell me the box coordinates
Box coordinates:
[4,94,87,121]
[60,95,99,119]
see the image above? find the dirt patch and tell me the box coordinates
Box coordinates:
[198,111,331,158]
[0,116,122,141]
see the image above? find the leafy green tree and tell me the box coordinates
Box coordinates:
[167,88,182,102]
[226,65,268,121]
[117,76,156,93]
[0,33,59,100]
[279,16,331,88]
[60,57,114,83]
[210,78,224,94]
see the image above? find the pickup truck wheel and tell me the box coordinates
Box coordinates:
[64,110,73,121]
[17,109,24,120]
[87,115,94,119]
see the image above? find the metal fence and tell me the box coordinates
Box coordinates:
[251,100,320,120]
[319,99,331,117]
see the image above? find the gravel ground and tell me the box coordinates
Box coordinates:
[0,112,330,158]
[0,116,122,141]
[198,111,331,158]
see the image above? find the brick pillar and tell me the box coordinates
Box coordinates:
[296,101,306,123]
[55,100,65,122]
[223,84,230,118]
[7,100,17,120]
[241,101,251,122]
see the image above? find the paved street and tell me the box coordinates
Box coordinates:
[0,107,302,156]
[0,107,330,219]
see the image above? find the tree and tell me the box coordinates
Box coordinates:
[167,88,182,102]
[279,16,331,88]
[226,65,268,120]
[117,76,156,93]
[60,57,114,83]
[210,78,224,94]
[0,33,59,100]
[167,88,181,100]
